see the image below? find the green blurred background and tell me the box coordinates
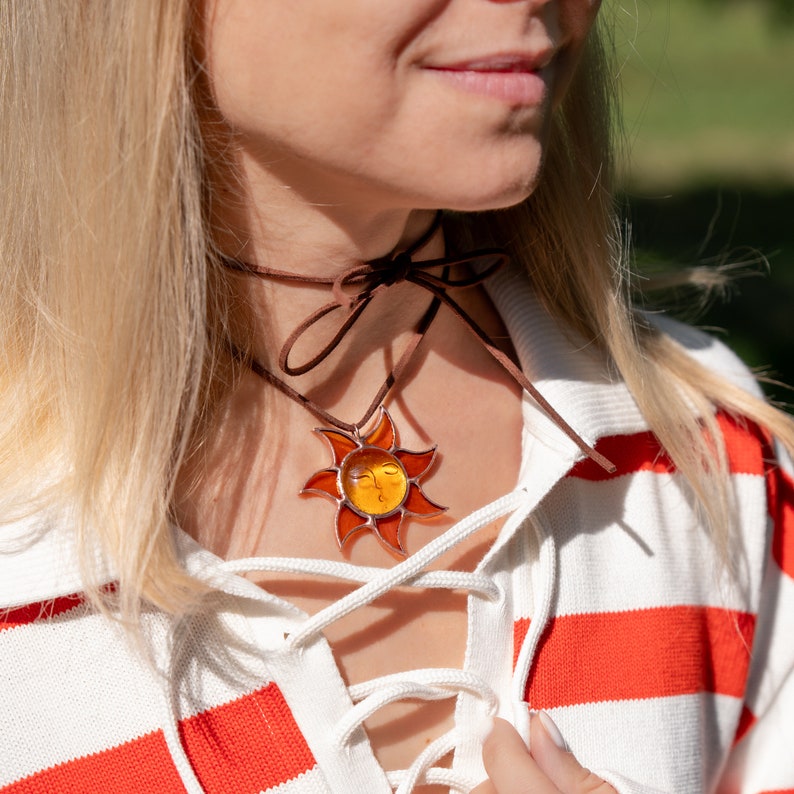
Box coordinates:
[612,0,794,407]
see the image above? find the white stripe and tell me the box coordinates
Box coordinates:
[548,693,742,793]
[743,562,794,714]
[0,511,113,607]
[0,611,164,784]
[0,607,275,785]
[259,767,332,794]
[720,664,794,792]
[532,471,768,617]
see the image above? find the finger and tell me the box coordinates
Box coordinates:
[529,712,616,794]
[478,717,561,794]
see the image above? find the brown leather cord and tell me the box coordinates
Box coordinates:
[242,294,441,435]
[223,214,616,472]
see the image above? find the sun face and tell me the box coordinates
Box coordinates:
[302,407,445,555]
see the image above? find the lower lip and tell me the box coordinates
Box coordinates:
[426,68,548,106]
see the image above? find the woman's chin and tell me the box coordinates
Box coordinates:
[438,179,540,214]
[426,159,544,213]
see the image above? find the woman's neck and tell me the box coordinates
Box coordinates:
[211,143,440,273]
[215,165,445,390]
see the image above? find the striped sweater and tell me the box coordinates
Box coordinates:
[1,268,792,793]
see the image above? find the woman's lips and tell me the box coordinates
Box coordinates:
[424,54,552,106]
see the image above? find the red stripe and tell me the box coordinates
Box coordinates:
[1,593,87,632]
[566,429,672,481]
[181,682,316,792]
[514,605,755,709]
[767,462,794,580]
[718,414,768,476]
[1,583,117,633]
[0,731,186,794]
[1,684,315,793]
[568,413,766,481]
[733,704,757,746]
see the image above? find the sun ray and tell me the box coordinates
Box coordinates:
[403,486,445,517]
[364,409,395,450]
[395,448,436,478]
[374,513,404,554]
[337,505,368,546]
[302,469,339,499]
[317,429,359,465]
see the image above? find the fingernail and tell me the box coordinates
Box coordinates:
[537,710,568,751]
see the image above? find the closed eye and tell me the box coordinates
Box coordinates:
[349,466,374,483]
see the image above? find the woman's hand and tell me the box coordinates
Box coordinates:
[473,714,617,794]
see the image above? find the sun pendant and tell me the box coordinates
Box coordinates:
[302,407,446,555]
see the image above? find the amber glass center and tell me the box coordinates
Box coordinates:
[340,447,408,517]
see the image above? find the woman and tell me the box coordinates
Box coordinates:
[1,1,792,792]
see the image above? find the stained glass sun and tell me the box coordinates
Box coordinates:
[302,407,446,554]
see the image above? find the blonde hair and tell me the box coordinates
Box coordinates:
[0,0,211,614]
[1,3,792,618]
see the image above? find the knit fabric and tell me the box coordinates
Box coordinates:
[1,269,792,793]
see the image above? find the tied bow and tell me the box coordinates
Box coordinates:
[222,214,615,473]
[280,247,508,377]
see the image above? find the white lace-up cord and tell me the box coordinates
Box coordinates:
[388,729,479,794]
[285,490,530,648]
[337,668,498,747]
[159,617,209,794]
[337,673,492,791]
[220,556,500,602]
[160,697,205,793]
[163,490,530,793]
[511,508,557,739]
[391,764,478,794]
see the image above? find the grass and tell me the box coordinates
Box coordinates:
[625,186,794,405]
[611,0,794,187]
[607,0,794,407]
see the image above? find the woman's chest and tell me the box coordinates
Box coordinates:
[250,519,501,791]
